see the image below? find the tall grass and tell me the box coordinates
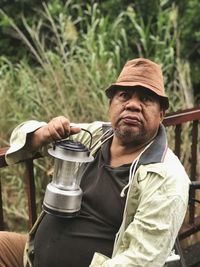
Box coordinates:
[0,1,196,231]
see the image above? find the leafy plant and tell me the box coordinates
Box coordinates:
[0,0,197,232]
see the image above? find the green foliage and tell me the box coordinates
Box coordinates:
[0,3,126,230]
[179,0,200,98]
[0,0,198,231]
[0,0,42,61]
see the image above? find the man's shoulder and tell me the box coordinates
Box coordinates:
[163,148,186,172]
[155,148,190,186]
[138,148,190,183]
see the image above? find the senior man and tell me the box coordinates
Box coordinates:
[1,58,190,267]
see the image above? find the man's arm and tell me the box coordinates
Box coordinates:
[5,116,81,165]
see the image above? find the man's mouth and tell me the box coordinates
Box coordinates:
[121,115,142,125]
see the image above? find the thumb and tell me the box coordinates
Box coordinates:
[69,125,81,135]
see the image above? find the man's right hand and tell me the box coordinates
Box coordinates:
[29,116,81,151]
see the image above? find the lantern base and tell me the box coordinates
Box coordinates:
[43,182,82,217]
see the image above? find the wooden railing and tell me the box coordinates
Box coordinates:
[0,150,42,230]
[0,107,200,239]
[162,107,200,240]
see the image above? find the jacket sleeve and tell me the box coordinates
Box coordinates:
[5,120,47,165]
[5,120,105,165]
[89,164,189,267]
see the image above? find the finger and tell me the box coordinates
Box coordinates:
[69,126,81,135]
[47,117,81,141]
[47,123,63,141]
[48,116,69,139]
[57,117,81,136]
[58,116,71,137]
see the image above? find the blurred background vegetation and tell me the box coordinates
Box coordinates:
[0,0,199,232]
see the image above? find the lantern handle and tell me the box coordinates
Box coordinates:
[55,127,93,150]
[79,128,93,149]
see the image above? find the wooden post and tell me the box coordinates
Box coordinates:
[0,178,4,230]
[24,159,37,229]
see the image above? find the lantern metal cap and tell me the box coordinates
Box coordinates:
[48,140,94,162]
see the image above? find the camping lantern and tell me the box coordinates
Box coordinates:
[43,130,93,217]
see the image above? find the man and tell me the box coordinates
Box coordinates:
[1,58,190,267]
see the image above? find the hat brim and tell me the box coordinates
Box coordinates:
[105,82,169,110]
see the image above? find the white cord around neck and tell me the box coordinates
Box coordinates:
[90,128,113,154]
[120,140,153,197]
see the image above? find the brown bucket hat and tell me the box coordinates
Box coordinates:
[105,58,169,109]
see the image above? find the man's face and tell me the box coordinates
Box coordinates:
[108,86,165,146]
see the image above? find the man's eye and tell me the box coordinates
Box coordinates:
[141,95,154,102]
[118,92,129,99]
[119,92,127,97]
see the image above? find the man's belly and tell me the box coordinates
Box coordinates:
[33,213,115,267]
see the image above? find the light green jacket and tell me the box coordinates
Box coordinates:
[6,121,190,267]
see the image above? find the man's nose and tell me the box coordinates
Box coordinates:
[124,95,142,111]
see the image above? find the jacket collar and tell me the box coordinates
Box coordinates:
[138,124,168,166]
[101,123,168,166]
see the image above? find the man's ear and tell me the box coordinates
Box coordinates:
[108,98,112,111]
[109,98,113,105]
[160,109,165,123]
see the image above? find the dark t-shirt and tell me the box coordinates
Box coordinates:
[33,139,130,267]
